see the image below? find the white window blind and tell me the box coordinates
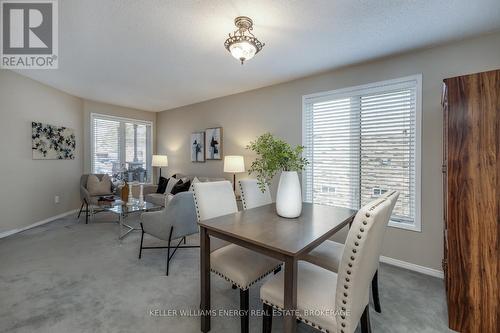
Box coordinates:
[91,113,153,183]
[303,75,421,231]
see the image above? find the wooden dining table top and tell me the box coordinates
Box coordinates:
[198,203,357,257]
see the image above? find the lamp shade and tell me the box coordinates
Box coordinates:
[152,155,168,167]
[224,155,245,173]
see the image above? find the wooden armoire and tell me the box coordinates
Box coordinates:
[442,69,499,333]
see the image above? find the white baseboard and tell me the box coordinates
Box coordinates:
[380,255,444,279]
[0,208,79,239]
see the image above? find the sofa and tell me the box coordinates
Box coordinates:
[144,174,226,207]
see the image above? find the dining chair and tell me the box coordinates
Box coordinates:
[302,190,399,313]
[236,179,281,283]
[193,181,282,333]
[238,179,272,210]
[260,191,399,333]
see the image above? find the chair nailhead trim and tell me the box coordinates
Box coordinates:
[340,205,378,332]
[210,263,282,291]
[261,300,330,333]
[238,183,248,210]
[192,192,201,221]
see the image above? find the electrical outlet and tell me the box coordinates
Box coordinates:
[54,195,60,204]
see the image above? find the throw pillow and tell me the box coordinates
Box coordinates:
[171,180,191,195]
[87,174,112,196]
[165,193,175,207]
[189,176,201,192]
[164,176,180,194]
[156,176,169,194]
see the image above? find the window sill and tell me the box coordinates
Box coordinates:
[388,220,421,232]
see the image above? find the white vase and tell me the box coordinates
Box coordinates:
[276,171,302,218]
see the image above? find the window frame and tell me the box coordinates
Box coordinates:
[90,112,154,184]
[302,74,422,232]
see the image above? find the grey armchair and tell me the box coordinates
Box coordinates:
[139,191,199,275]
[78,174,115,224]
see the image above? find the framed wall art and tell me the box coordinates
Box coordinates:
[191,131,205,162]
[205,127,222,160]
[32,122,76,160]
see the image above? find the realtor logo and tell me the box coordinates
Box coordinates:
[1,0,58,69]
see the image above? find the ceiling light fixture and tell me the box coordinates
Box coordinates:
[224,16,264,65]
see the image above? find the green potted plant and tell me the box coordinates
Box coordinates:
[246,133,309,218]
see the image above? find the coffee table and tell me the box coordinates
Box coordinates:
[100,199,161,239]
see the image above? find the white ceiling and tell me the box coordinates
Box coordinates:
[16,0,500,111]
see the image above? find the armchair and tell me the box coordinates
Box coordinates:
[78,174,115,224]
[139,191,199,275]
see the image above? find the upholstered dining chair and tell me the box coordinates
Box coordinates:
[302,190,399,313]
[238,179,272,210]
[260,191,399,333]
[193,181,282,333]
[139,192,199,275]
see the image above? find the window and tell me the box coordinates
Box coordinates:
[91,113,153,183]
[322,185,336,194]
[302,75,421,231]
[372,187,388,197]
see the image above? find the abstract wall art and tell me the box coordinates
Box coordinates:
[32,122,76,160]
[191,131,205,162]
[205,127,222,160]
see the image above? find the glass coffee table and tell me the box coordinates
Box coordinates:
[99,199,161,239]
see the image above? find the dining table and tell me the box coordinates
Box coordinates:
[198,202,357,332]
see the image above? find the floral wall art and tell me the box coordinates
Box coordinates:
[32,122,76,160]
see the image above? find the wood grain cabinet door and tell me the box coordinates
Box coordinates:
[444,70,499,333]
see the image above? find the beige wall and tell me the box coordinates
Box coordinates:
[0,72,157,236]
[0,70,84,234]
[82,99,157,174]
[157,32,500,271]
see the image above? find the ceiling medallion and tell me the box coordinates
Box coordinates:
[224,16,264,65]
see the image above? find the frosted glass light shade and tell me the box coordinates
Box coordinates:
[224,155,245,173]
[152,155,168,167]
[229,41,257,62]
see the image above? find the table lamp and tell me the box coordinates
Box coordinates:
[152,155,168,181]
[224,155,245,191]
